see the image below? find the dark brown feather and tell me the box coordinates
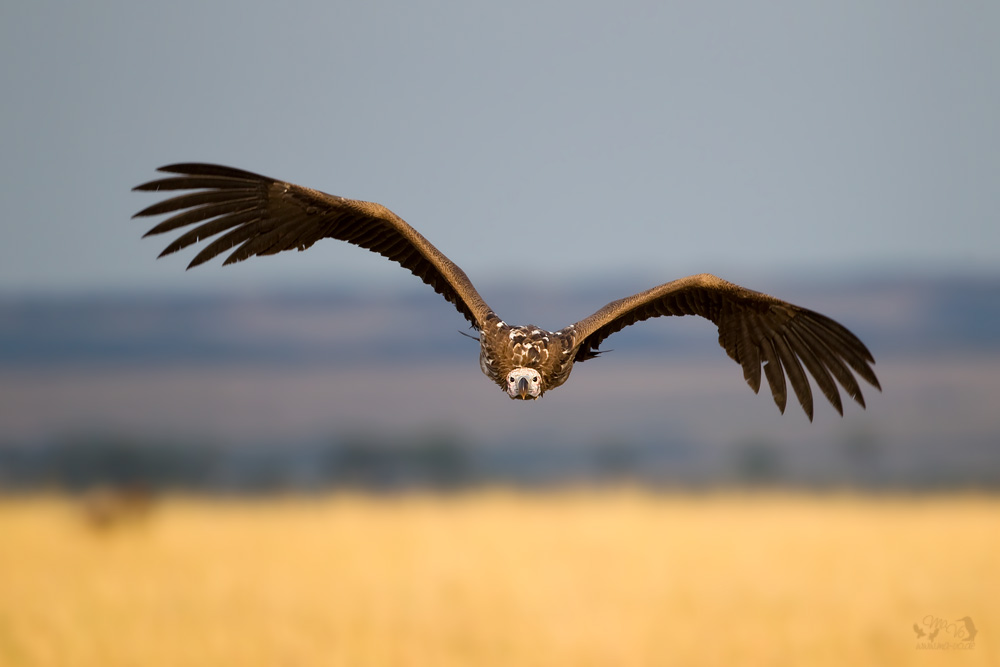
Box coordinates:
[134,164,495,328]
[568,273,880,420]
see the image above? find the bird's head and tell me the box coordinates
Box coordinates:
[506,367,542,400]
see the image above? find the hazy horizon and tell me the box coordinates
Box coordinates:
[3,275,998,489]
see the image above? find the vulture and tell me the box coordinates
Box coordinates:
[133,164,880,419]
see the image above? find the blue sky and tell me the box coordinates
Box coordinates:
[1,1,997,294]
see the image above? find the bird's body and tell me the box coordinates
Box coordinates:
[478,322,580,400]
[134,163,880,417]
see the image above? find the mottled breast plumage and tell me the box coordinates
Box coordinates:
[509,326,552,367]
[478,323,579,396]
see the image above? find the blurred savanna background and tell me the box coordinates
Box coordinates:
[2,1,998,665]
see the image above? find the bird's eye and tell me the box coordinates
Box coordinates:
[532,377,539,383]
[508,376,514,382]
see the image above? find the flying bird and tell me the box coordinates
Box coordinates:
[133,164,880,418]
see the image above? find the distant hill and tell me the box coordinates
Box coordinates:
[2,273,997,368]
[1,273,998,490]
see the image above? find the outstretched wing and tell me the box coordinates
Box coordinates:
[568,273,880,420]
[133,163,495,329]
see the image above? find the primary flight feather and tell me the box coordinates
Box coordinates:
[133,163,880,419]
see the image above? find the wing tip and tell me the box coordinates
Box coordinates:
[157,163,203,175]
[131,203,161,219]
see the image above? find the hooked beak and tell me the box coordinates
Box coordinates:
[517,376,530,399]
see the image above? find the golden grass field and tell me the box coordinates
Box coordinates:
[0,491,995,666]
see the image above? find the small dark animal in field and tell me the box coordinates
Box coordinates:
[79,484,156,531]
